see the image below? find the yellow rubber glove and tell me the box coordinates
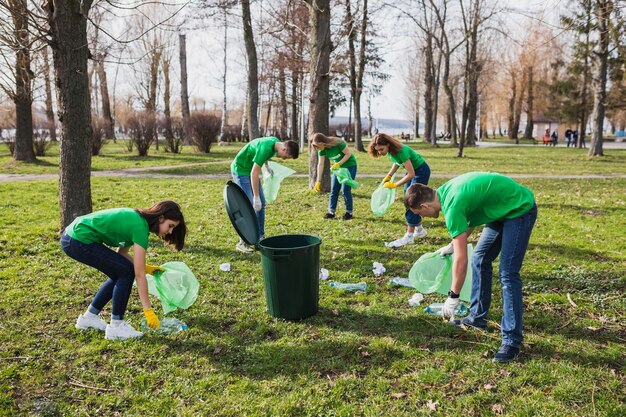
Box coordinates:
[145,264,164,274]
[383,182,397,189]
[383,175,392,182]
[144,308,160,329]
[314,181,321,192]
[331,163,341,169]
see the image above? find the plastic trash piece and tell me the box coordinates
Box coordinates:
[262,161,296,203]
[408,293,424,306]
[370,176,396,217]
[140,317,188,334]
[329,281,367,292]
[219,263,231,272]
[389,277,414,288]
[372,262,386,276]
[146,262,199,314]
[424,303,468,317]
[319,268,329,280]
[331,167,360,188]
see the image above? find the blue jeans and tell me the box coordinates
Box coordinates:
[404,162,431,226]
[329,165,357,214]
[232,173,266,237]
[61,233,135,320]
[468,203,538,347]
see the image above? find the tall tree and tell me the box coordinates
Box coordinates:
[0,0,36,161]
[44,0,95,229]
[241,0,260,139]
[523,66,534,139]
[179,33,191,144]
[588,0,613,156]
[305,0,331,190]
[42,46,57,141]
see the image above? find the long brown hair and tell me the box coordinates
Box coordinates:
[310,132,344,149]
[136,200,186,250]
[368,133,403,157]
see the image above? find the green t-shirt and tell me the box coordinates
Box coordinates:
[436,172,535,238]
[318,140,357,168]
[388,145,425,170]
[231,137,280,175]
[65,208,150,249]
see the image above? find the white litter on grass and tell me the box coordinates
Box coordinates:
[408,293,424,307]
[372,262,386,276]
[219,263,231,272]
[389,277,413,288]
[319,268,329,280]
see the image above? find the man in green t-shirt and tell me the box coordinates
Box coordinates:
[405,172,537,363]
[230,137,299,252]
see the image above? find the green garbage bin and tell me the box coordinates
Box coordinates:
[224,181,322,320]
[258,235,321,320]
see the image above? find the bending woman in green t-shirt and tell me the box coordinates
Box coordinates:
[60,201,187,340]
[368,133,431,248]
[311,133,358,220]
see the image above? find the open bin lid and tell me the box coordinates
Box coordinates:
[223,181,260,246]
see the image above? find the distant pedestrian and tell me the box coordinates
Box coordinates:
[565,129,573,147]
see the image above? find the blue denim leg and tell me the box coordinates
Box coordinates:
[342,165,357,213]
[328,173,341,214]
[61,233,135,320]
[232,173,266,237]
[469,223,503,327]
[498,203,537,347]
[330,165,357,213]
[404,162,431,226]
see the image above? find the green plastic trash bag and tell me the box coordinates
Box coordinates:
[262,161,296,203]
[331,167,360,188]
[146,262,199,314]
[408,244,473,302]
[370,176,396,217]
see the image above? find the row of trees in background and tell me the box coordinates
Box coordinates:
[0,0,624,228]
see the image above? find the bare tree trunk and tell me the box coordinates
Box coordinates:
[242,0,260,139]
[162,57,174,143]
[43,47,57,141]
[290,70,298,139]
[353,0,368,152]
[423,42,434,144]
[507,71,516,141]
[512,70,526,142]
[279,66,288,139]
[45,0,94,229]
[414,89,420,138]
[147,44,161,151]
[179,34,191,144]
[220,11,228,140]
[523,66,534,139]
[367,97,373,137]
[344,0,358,146]
[12,0,35,162]
[588,0,611,156]
[305,0,331,191]
[95,59,115,139]
[578,1,592,148]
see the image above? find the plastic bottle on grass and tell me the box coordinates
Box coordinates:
[141,317,188,334]
[329,281,367,292]
[424,303,468,317]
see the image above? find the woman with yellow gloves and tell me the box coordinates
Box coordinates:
[311,133,358,220]
[368,133,431,247]
[61,201,186,340]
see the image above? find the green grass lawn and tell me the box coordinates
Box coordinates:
[2,140,626,176]
[1,168,624,415]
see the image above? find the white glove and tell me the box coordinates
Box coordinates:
[253,196,262,212]
[437,242,454,257]
[442,297,460,319]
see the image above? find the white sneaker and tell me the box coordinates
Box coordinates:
[75,313,107,331]
[385,233,415,248]
[413,226,428,239]
[236,240,254,253]
[105,321,143,340]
